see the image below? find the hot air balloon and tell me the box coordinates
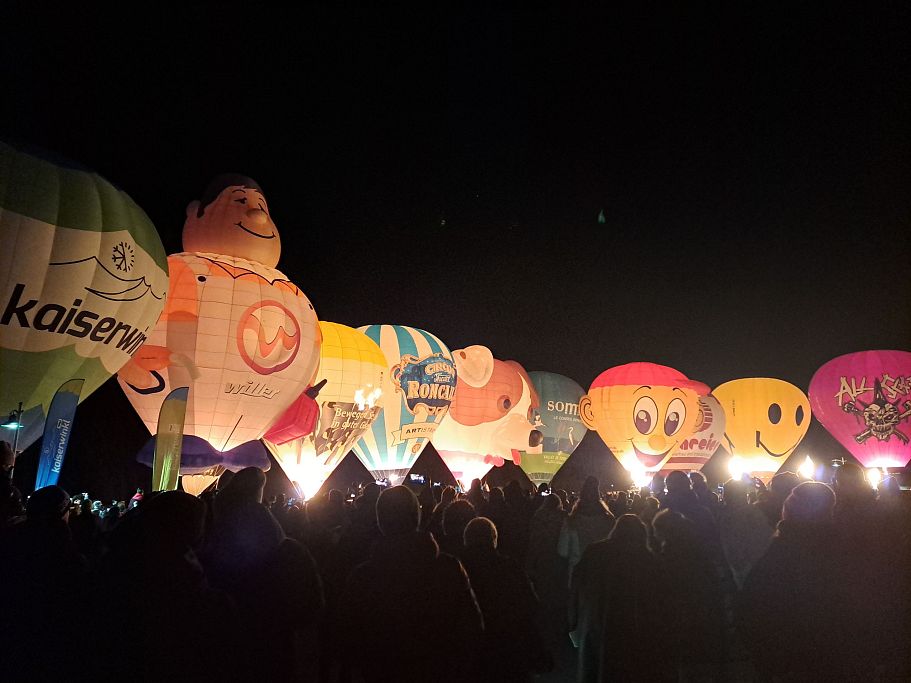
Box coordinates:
[0,141,169,449]
[433,346,543,485]
[352,325,456,482]
[809,350,911,469]
[713,378,811,481]
[579,363,709,484]
[662,395,726,474]
[263,322,386,498]
[518,371,587,486]
[118,174,321,470]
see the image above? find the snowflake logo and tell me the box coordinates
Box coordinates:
[112,241,135,272]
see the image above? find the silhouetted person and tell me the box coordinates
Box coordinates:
[754,470,800,527]
[439,498,476,557]
[426,484,457,538]
[719,477,773,588]
[662,470,722,564]
[570,514,666,682]
[559,476,615,579]
[339,486,482,683]
[689,471,720,515]
[467,477,488,511]
[461,517,550,681]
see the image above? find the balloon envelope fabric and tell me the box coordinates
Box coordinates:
[0,141,169,449]
[809,350,911,468]
[662,395,726,474]
[352,325,456,481]
[264,321,386,498]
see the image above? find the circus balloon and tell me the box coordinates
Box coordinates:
[662,395,726,474]
[518,371,586,485]
[118,174,321,466]
[713,377,811,480]
[351,325,456,482]
[433,346,542,485]
[0,141,169,450]
[579,362,709,477]
[809,350,911,469]
[264,322,386,498]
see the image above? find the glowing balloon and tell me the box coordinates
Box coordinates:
[579,363,709,475]
[662,395,726,474]
[118,175,320,463]
[264,322,386,498]
[352,325,456,481]
[433,346,542,485]
[0,141,169,449]
[518,371,587,485]
[808,350,911,468]
[713,378,811,480]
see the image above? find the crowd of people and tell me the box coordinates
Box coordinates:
[1,439,909,682]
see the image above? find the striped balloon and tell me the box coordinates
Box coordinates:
[352,325,457,481]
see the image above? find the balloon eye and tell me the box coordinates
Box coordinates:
[197,275,207,282]
[498,396,512,412]
[795,405,805,425]
[768,403,782,424]
[665,398,686,436]
[633,396,658,435]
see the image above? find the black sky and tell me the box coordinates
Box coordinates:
[3,7,909,494]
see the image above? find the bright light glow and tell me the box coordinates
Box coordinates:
[628,463,652,489]
[387,473,400,484]
[728,456,745,480]
[866,468,882,489]
[354,386,382,410]
[798,456,814,480]
[1,422,21,429]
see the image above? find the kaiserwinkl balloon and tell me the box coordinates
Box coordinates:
[579,363,709,478]
[0,141,169,449]
[352,325,456,482]
[713,377,811,480]
[118,174,321,461]
[518,371,586,486]
[662,395,726,474]
[264,322,386,498]
[433,346,543,485]
[809,350,911,469]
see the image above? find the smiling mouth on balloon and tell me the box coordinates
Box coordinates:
[755,431,796,457]
[630,440,675,468]
[235,221,275,239]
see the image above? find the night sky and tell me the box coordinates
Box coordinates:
[3,7,909,497]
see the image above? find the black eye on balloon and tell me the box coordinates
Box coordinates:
[197,275,207,283]
[498,396,512,412]
[795,405,805,425]
[665,398,686,436]
[633,396,658,435]
[768,403,782,424]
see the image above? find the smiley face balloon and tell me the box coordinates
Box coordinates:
[712,378,811,479]
[579,362,709,474]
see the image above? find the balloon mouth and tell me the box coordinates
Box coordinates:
[755,431,796,458]
[528,430,543,447]
[631,440,674,468]
[234,221,275,239]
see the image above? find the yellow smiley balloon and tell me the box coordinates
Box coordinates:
[712,378,811,479]
[580,362,709,474]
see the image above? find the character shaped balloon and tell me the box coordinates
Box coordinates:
[713,377,811,480]
[579,362,709,478]
[0,142,169,449]
[662,395,726,474]
[264,322,386,498]
[118,175,321,469]
[809,350,911,469]
[433,346,543,485]
[518,371,587,486]
[352,325,457,482]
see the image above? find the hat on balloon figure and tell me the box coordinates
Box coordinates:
[119,174,323,482]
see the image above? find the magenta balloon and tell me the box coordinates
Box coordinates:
[808,350,911,468]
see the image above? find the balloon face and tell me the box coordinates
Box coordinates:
[663,395,726,473]
[518,371,587,485]
[580,362,709,473]
[713,378,811,477]
[182,176,281,268]
[433,346,542,484]
[119,252,320,452]
[0,142,168,449]
[264,322,386,498]
[352,325,456,480]
[809,350,911,468]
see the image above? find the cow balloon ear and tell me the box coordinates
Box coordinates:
[454,345,495,387]
[579,394,597,430]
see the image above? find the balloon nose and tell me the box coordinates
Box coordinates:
[648,435,667,452]
[245,208,268,226]
[529,430,543,447]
